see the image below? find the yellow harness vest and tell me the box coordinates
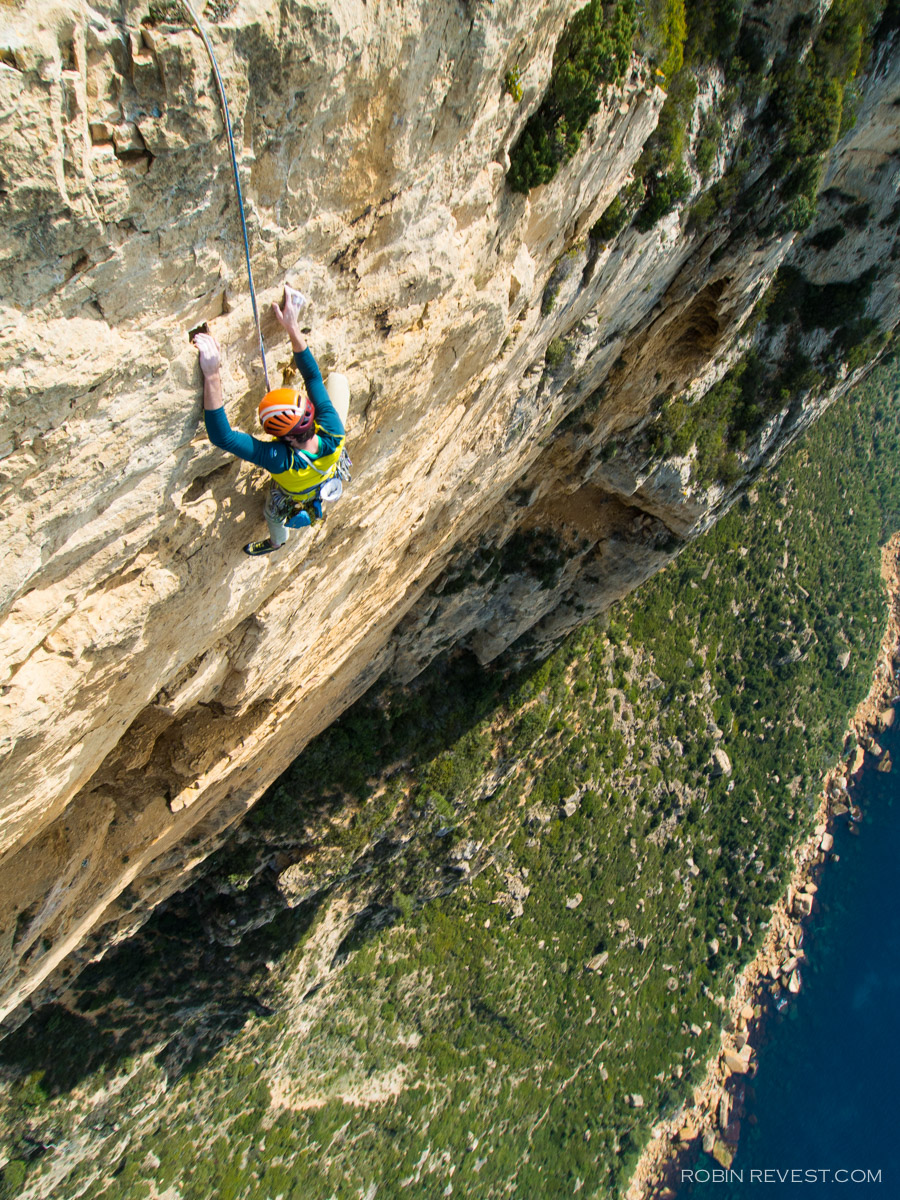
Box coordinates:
[269,426,346,497]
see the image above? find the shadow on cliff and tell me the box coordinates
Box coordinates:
[0,646,530,1098]
[0,883,308,1098]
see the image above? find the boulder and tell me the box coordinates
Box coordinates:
[788,969,802,994]
[712,1139,735,1168]
[506,873,530,901]
[838,650,851,670]
[560,793,580,818]
[877,752,892,773]
[879,708,895,729]
[586,952,609,972]
[711,748,732,777]
[628,1094,644,1108]
[723,1052,749,1074]
[565,892,583,909]
[793,892,814,917]
[723,1118,742,1146]
[820,832,834,852]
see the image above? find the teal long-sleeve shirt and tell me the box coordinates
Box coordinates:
[204,348,344,473]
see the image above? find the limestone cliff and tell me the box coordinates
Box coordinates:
[0,0,898,1024]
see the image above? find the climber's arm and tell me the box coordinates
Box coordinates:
[195,332,225,411]
[271,285,344,439]
[203,408,293,471]
[295,348,344,438]
[193,332,293,472]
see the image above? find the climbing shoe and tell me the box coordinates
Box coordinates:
[243,538,281,556]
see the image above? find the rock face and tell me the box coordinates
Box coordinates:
[0,0,899,1022]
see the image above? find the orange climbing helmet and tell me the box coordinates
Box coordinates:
[257,388,315,439]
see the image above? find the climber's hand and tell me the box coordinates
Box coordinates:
[193,332,221,378]
[272,286,308,336]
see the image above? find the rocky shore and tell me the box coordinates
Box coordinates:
[626,531,900,1200]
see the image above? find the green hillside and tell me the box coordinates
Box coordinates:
[1,354,898,1198]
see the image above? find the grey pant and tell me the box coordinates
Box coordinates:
[264,484,305,547]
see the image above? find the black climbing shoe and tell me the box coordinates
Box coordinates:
[243,538,281,556]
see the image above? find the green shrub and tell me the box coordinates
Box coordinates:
[504,65,524,103]
[545,337,568,367]
[766,0,877,228]
[630,69,697,231]
[694,113,722,178]
[0,1161,28,1200]
[641,0,688,79]
[591,178,645,242]
[592,194,628,242]
[633,162,690,230]
[145,1,188,23]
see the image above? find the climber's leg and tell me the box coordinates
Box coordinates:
[263,484,293,548]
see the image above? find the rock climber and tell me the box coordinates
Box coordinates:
[194,286,347,557]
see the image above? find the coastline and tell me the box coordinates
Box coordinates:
[626,530,900,1200]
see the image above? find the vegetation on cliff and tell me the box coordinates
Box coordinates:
[643,256,890,487]
[586,0,890,238]
[508,0,637,193]
[2,355,899,1198]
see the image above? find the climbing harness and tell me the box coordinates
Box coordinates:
[270,445,352,530]
[184,0,270,390]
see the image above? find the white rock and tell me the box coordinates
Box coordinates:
[711,748,732,776]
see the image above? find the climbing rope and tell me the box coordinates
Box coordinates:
[183,0,271,390]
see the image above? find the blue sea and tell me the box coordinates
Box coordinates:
[676,709,900,1197]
